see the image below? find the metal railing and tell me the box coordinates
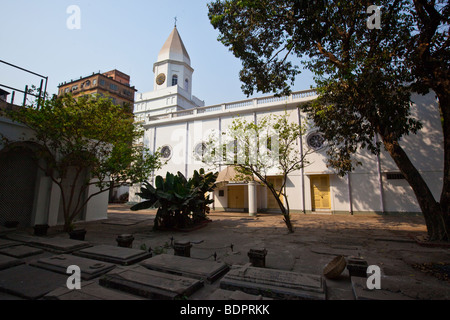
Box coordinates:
[0,60,48,108]
[148,89,317,122]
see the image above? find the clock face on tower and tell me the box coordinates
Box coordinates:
[156,73,166,85]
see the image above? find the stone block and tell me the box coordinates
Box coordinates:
[0,265,68,299]
[248,248,267,268]
[0,239,21,249]
[30,254,116,280]
[99,265,203,300]
[44,280,145,300]
[0,254,24,271]
[351,276,414,300]
[140,254,229,283]
[0,245,44,258]
[73,245,152,265]
[173,241,192,257]
[346,257,368,278]
[6,234,92,253]
[220,264,326,300]
[208,288,273,300]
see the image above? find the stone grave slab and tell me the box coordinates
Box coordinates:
[0,245,44,258]
[101,219,146,226]
[0,291,25,300]
[0,254,24,271]
[310,245,361,257]
[44,280,145,300]
[6,233,92,253]
[73,245,151,265]
[140,254,229,283]
[0,239,21,249]
[99,265,203,300]
[351,276,414,300]
[5,233,39,243]
[220,264,327,300]
[0,226,15,236]
[208,288,273,300]
[28,237,92,253]
[30,254,116,280]
[0,264,68,300]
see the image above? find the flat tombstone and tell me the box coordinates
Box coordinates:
[99,265,203,300]
[208,288,273,300]
[140,254,229,283]
[44,280,145,300]
[5,233,40,244]
[351,276,414,300]
[73,245,151,265]
[30,254,116,280]
[220,264,327,300]
[0,264,68,300]
[0,226,16,236]
[0,239,21,249]
[0,254,24,271]
[0,245,44,258]
[27,237,92,253]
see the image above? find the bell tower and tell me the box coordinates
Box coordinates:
[153,26,193,96]
[133,25,204,123]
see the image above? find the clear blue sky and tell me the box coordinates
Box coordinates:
[0,0,315,106]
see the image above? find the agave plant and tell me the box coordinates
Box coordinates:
[131,169,218,230]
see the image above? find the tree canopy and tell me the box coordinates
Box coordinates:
[203,112,310,233]
[1,93,163,231]
[208,0,450,240]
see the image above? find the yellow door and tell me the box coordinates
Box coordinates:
[267,176,284,209]
[310,175,331,210]
[227,185,245,209]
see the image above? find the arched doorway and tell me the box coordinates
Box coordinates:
[0,147,39,227]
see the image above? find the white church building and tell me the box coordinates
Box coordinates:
[130,27,444,216]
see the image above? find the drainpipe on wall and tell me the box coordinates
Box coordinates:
[347,173,353,215]
[375,135,385,214]
[248,180,257,217]
[152,127,157,186]
[185,122,189,178]
[297,108,306,214]
[218,117,222,172]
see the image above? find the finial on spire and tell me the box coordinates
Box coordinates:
[174,16,177,27]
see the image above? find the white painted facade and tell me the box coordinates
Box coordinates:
[129,27,444,216]
[130,90,443,215]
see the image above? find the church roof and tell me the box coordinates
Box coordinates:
[157,27,191,66]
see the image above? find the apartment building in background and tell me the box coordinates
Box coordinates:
[57,69,137,112]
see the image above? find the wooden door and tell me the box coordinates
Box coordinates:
[310,175,330,210]
[227,185,245,209]
[267,176,284,209]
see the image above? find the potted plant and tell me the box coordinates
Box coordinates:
[4,221,19,228]
[116,234,134,248]
[34,224,49,236]
[67,223,87,241]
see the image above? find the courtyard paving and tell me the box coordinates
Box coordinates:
[1,203,449,301]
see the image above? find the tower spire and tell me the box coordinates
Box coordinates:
[174,16,177,27]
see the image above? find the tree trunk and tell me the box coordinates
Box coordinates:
[268,186,294,233]
[382,136,448,241]
[436,89,450,240]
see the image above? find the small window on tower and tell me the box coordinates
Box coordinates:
[172,75,178,86]
[184,78,189,90]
